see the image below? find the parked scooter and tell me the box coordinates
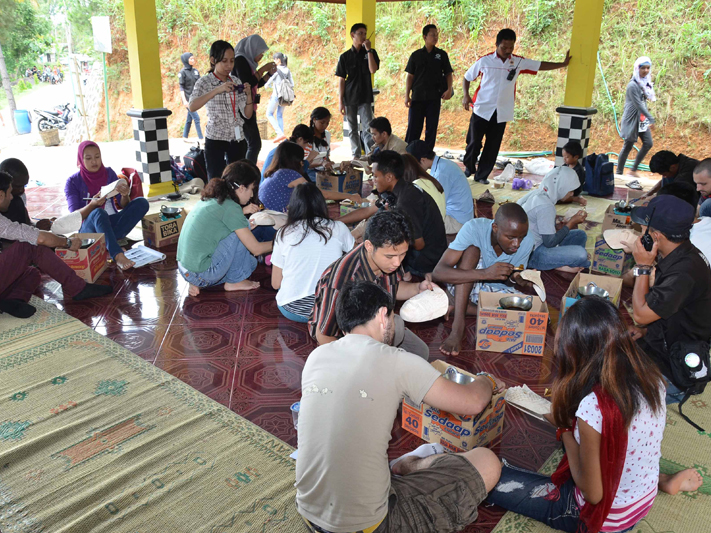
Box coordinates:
[34,103,74,131]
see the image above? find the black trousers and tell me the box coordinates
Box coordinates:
[204,137,247,179]
[242,115,262,164]
[405,99,442,151]
[463,110,507,181]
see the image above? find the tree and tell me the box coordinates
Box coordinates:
[0,0,18,134]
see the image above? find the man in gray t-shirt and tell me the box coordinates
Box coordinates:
[296,281,503,533]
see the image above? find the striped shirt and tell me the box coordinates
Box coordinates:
[308,244,402,340]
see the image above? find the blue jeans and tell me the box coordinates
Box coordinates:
[80,198,149,259]
[178,232,257,287]
[251,225,276,243]
[663,375,685,405]
[277,304,309,323]
[529,230,590,271]
[266,94,284,137]
[699,198,711,218]
[488,460,637,533]
[183,109,203,139]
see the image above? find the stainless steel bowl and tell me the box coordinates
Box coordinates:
[443,367,475,385]
[161,205,181,217]
[578,282,610,299]
[499,295,533,311]
[80,238,95,248]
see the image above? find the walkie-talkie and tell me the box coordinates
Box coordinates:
[641,207,656,252]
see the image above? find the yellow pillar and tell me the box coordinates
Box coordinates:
[345,0,376,51]
[124,0,164,110]
[124,0,174,196]
[563,0,604,108]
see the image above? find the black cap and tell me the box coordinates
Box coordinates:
[631,195,694,237]
[406,140,432,161]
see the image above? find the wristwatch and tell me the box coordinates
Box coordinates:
[633,265,653,277]
[65,237,72,249]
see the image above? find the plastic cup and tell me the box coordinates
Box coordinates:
[290,401,300,431]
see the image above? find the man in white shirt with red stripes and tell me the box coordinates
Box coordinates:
[462,28,571,184]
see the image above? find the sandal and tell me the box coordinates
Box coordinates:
[626,180,643,190]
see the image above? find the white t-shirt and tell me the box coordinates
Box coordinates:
[295,334,442,532]
[310,131,332,167]
[464,52,541,123]
[574,390,665,532]
[271,219,354,306]
[690,217,711,263]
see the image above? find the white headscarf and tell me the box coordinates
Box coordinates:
[517,166,580,211]
[633,56,656,102]
[234,35,269,71]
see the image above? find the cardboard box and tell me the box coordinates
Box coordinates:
[561,272,624,315]
[316,169,363,196]
[626,189,645,203]
[601,204,642,233]
[592,235,635,277]
[55,233,108,283]
[401,360,506,453]
[141,209,187,248]
[475,291,549,356]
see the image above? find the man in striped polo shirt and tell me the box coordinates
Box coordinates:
[308,210,432,360]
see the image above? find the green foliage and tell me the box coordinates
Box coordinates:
[0,0,53,76]
[524,0,562,36]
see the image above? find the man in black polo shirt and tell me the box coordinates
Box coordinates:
[644,150,700,199]
[336,23,380,157]
[371,150,447,277]
[404,24,454,151]
[627,195,711,404]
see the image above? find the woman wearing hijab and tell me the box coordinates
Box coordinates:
[64,141,149,270]
[617,57,656,176]
[232,34,278,164]
[517,166,590,272]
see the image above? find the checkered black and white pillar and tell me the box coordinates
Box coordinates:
[127,108,173,196]
[554,106,597,167]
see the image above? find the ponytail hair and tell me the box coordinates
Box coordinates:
[208,40,233,73]
[201,160,260,204]
[273,52,288,66]
[310,107,332,149]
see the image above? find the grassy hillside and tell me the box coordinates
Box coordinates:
[97,0,711,159]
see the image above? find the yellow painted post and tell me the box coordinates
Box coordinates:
[124,0,164,110]
[345,0,376,51]
[563,0,605,108]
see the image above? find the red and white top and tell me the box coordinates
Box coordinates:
[574,391,666,532]
[463,52,540,123]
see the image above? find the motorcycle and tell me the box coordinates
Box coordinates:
[34,103,74,132]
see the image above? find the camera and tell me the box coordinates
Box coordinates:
[375,191,397,210]
[234,84,245,94]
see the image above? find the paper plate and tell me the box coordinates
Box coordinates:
[603,229,637,253]
[400,285,449,323]
[520,269,546,302]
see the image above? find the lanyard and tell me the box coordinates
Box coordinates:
[213,72,237,119]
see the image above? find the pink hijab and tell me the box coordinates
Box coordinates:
[77,141,109,197]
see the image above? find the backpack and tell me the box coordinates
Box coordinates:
[583,153,615,197]
[667,339,710,431]
[183,143,207,181]
[275,70,295,106]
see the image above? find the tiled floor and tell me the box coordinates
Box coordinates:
[26,186,630,532]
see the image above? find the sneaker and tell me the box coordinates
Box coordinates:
[626,180,643,190]
[494,158,511,169]
[514,160,524,174]
[441,151,455,160]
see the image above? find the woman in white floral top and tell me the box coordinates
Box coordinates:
[189,40,253,179]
